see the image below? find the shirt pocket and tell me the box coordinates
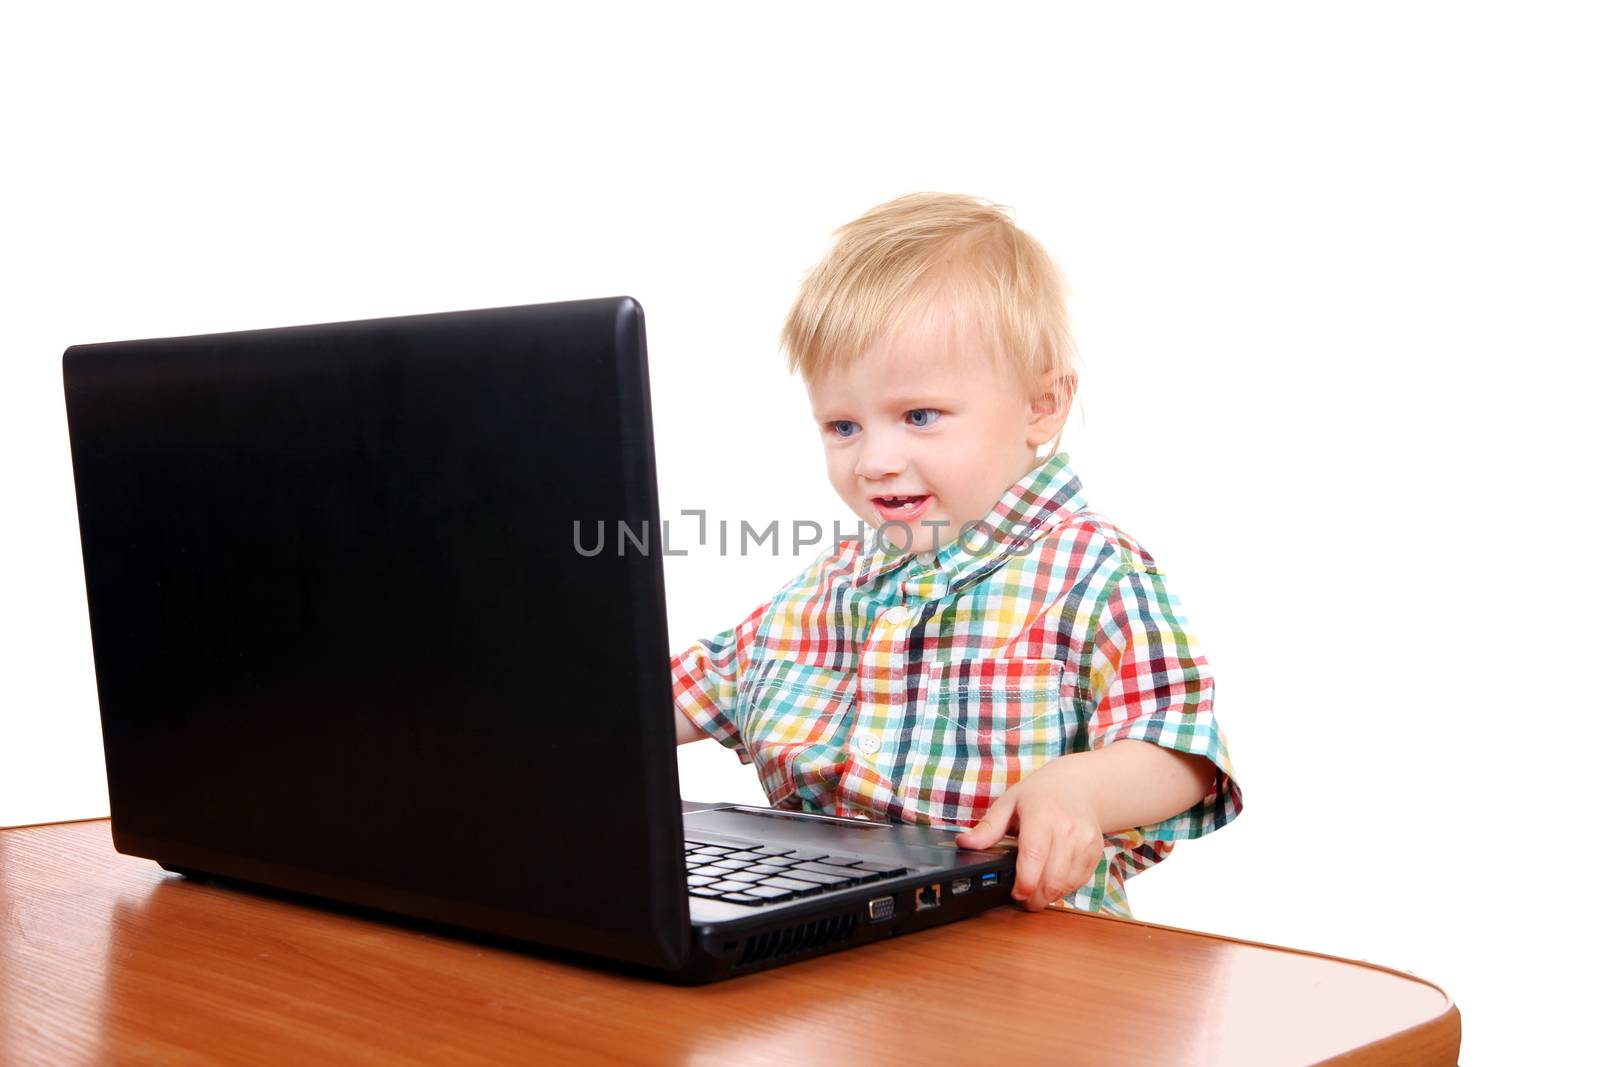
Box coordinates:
[737,659,858,754]
[902,657,1068,821]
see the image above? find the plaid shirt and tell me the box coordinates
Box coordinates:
[670,453,1242,917]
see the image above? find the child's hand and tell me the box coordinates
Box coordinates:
[953,758,1103,911]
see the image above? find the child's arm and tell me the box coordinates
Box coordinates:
[956,566,1241,911]
[674,706,710,746]
[668,598,772,760]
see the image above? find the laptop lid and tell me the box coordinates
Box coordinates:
[63,297,690,971]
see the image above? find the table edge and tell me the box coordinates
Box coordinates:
[5,821,1458,1017]
[0,814,112,832]
[5,818,1462,1063]
[1047,905,1457,1014]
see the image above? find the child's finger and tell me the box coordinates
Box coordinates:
[954,793,1015,850]
[1009,814,1053,907]
[1069,842,1101,894]
[1031,825,1077,908]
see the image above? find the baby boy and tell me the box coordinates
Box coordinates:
[669,193,1242,917]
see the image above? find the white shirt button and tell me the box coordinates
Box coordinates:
[854,732,881,755]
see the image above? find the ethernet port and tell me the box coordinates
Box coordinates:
[914,883,942,911]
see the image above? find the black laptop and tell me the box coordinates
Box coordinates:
[61,297,1018,983]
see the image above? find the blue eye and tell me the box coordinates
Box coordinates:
[906,408,941,428]
[828,420,860,438]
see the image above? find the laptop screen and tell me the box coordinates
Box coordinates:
[64,298,689,968]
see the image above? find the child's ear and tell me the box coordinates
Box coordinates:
[1025,369,1076,446]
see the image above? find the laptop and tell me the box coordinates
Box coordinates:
[61,297,1018,983]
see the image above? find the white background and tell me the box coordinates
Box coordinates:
[2,2,1594,1062]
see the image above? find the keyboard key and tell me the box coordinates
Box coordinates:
[765,875,824,893]
[724,871,765,883]
[689,887,722,898]
[687,874,718,887]
[783,851,828,863]
[761,856,802,867]
[724,851,764,862]
[856,862,909,874]
[753,845,795,856]
[706,858,751,871]
[720,893,761,904]
[782,869,852,887]
[709,880,754,894]
[696,846,734,856]
[747,864,787,875]
[813,856,864,867]
[792,862,863,880]
[741,885,796,901]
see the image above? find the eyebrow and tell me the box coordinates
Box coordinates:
[813,396,959,419]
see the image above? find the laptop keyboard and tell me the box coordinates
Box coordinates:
[684,838,911,905]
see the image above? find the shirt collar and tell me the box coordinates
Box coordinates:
[850,452,1089,592]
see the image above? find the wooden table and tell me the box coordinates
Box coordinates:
[0,820,1458,1065]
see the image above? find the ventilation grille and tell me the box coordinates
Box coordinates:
[735,912,859,968]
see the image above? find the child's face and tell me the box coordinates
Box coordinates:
[806,310,1060,557]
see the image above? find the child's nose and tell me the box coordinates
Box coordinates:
[854,437,905,481]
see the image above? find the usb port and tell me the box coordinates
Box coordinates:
[980,872,999,889]
[915,884,942,911]
[951,877,972,896]
[868,896,895,922]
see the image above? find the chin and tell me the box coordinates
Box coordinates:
[865,518,943,557]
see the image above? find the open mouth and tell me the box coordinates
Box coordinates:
[871,494,932,525]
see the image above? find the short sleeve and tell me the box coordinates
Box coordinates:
[668,598,771,765]
[1086,566,1243,843]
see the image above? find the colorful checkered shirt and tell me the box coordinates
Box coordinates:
[669,452,1242,917]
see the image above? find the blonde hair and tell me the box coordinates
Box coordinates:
[779,192,1077,460]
